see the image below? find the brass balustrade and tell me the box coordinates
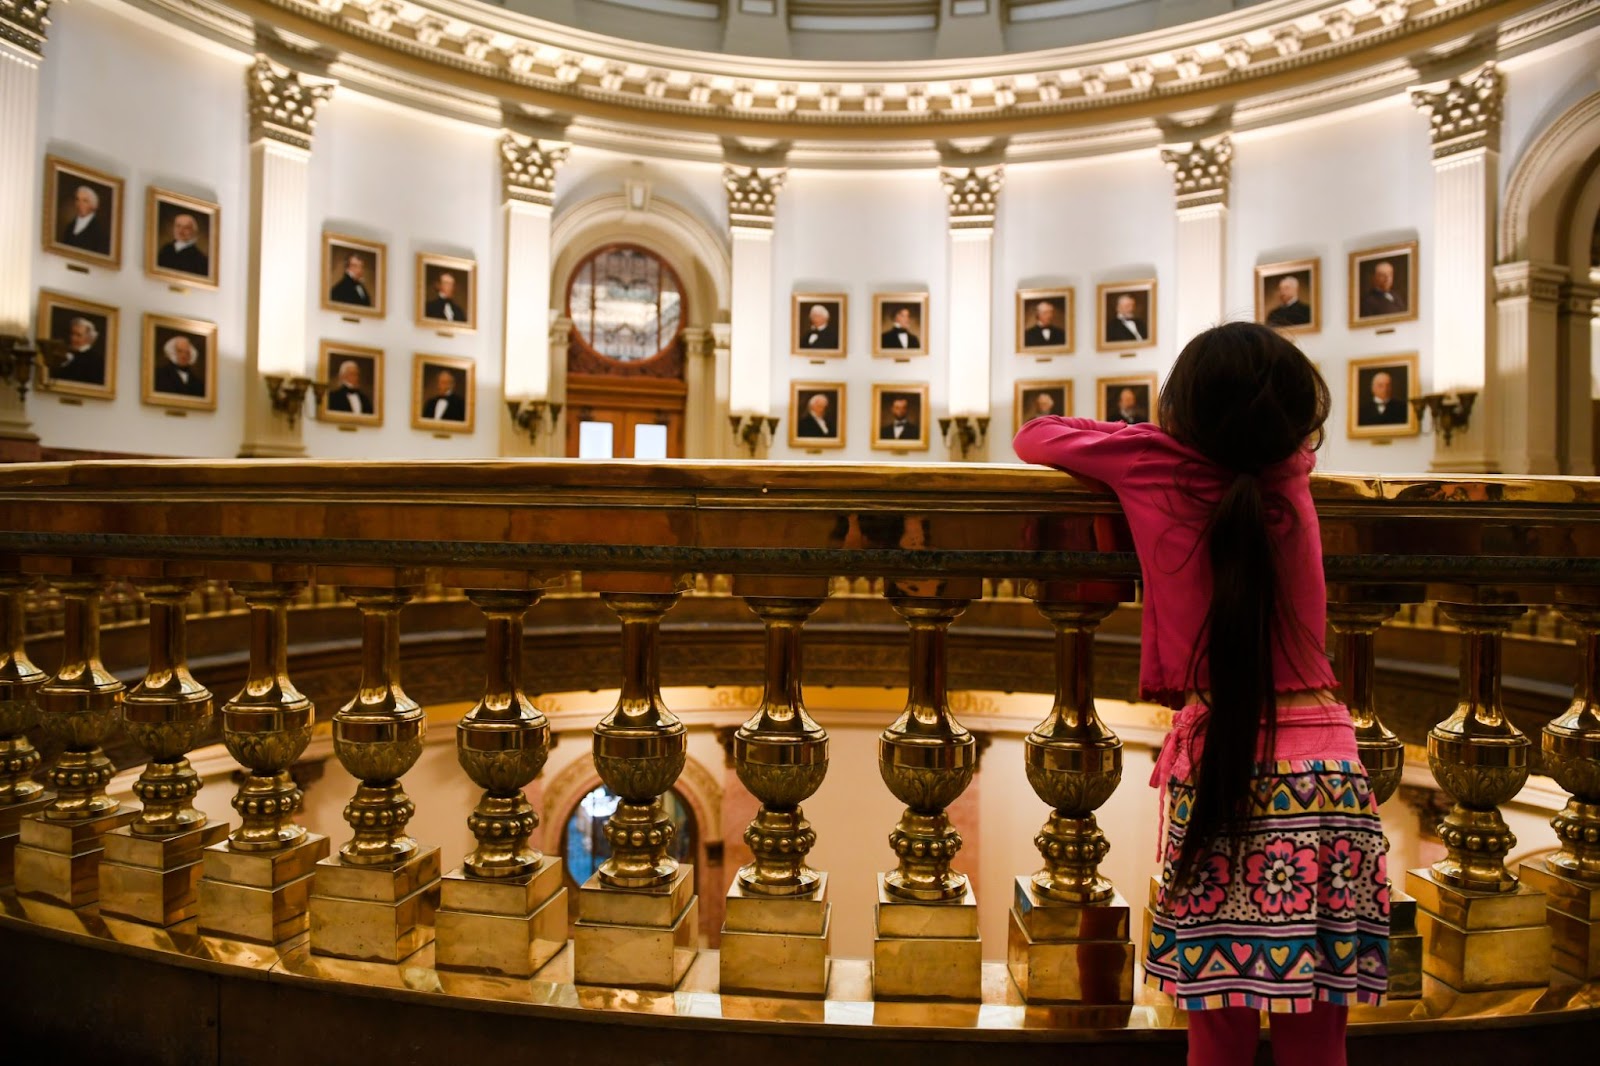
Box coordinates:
[0,461,1597,1054]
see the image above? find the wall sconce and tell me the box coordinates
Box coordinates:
[0,334,59,403]
[507,398,563,444]
[1409,391,1478,446]
[264,375,323,429]
[938,415,990,460]
[729,413,778,455]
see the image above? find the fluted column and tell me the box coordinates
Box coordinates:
[1558,281,1598,475]
[1412,65,1501,472]
[0,4,50,448]
[0,568,48,886]
[724,161,786,452]
[1162,136,1231,345]
[239,53,334,458]
[940,163,1003,448]
[499,130,569,458]
[1493,261,1564,474]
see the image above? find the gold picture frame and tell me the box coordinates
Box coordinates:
[871,292,930,358]
[1348,241,1419,329]
[1347,353,1421,439]
[1255,257,1320,335]
[415,252,477,333]
[1014,379,1072,434]
[317,341,384,428]
[1016,288,1074,355]
[1096,279,1157,353]
[788,381,846,449]
[323,233,387,318]
[141,313,217,412]
[870,382,930,451]
[413,353,475,433]
[144,187,220,289]
[42,155,124,270]
[791,293,847,358]
[36,290,118,401]
[1097,374,1157,425]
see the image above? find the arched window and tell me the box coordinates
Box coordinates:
[565,244,685,365]
[561,783,697,886]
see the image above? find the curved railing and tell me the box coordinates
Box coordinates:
[0,460,1597,1057]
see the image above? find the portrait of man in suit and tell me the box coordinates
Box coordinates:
[39,293,117,398]
[1099,377,1154,425]
[1019,291,1072,353]
[1265,275,1312,328]
[51,315,108,385]
[1358,368,1409,425]
[330,254,373,307]
[60,185,110,254]
[1358,261,1407,319]
[881,308,920,351]
[146,190,218,286]
[1014,381,1071,434]
[157,213,209,277]
[880,395,918,440]
[327,360,373,416]
[797,302,842,354]
[797,392,835,437]
[873,294,928,357]
[45,157,123,267]
[420,368,467,422]
[426,273,465,324]
[1349,242,1417,328]
[789,382,846,449]
[153,334,206,398]
[325,235,386,317]
[1347,355,1419,438]
[417,255,476,331]
[1098,283,1156,350]
[318,342,383,425]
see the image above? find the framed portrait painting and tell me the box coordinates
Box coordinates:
[870,382,929,451]
[317,341,384,428]
[141,313,217,411]
[36,290,118,401]
[1098,374,1156,425]
[1347,353,1420,439]
[872,292,929,358]
[1016,288,1074,355]
[415,253,476,333]
[791,294,847,358]
[1349,241,1419,329]
[1255,257,1320,334]
[145,188,219,289]
[413,353,475,433]
[323,233,386,318]
[1014,379,1072,434]
[789,381,846,449]
[1096,280,1156,353]
[42,156,123,269]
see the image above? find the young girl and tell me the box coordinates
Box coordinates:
[1014,323,1388,1066]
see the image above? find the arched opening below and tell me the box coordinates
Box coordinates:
[561,784,699,894]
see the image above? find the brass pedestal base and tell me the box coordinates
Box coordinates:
[435,855,568,978]
[1006,878,1133,1006]
[1518,862,1600,980]
[1406,868,1551,992]
[0,793,53,888]
[719,874,832,997]
[14,807,136,907]
[872,875,981,1001]
[573,865,698,991]
[198,834,331,944]
[309,846,441,963]
[98,822,229,927]
[1387,887,1423,999]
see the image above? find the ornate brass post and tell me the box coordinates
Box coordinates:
[1406,598,1551,992]
[436,575,568,978]
[720,580,832,997]
[1008,591,1134,1007]
[308,576,440,963]
[198,571,330,945]
[100,572,230,925]
[573,574,698,991]
[0,569,50,887]
[873,578,982,1001]
[14,567,136,906]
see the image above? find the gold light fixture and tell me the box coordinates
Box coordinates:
[1410,391,1478,446]
[507,398,563,444]
[938,414,990,459]
[0,334,64,403]
[730,413,779,455]
[264,375,323,429]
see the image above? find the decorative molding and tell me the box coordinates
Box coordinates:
[1411,63,1504,161]
[0,0,50,55]
[247,54,335,150]
[1500,90,1600,263]
[723,165,787,230]
[939,164,1004,230]
[500,132,570,207]
[1161,135,1233,210]
[1560,280,1600,316]
[1493,260,1567,303]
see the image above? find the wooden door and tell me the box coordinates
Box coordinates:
[565,374,685,459]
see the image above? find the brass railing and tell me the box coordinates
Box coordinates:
[0,460,1597,1043]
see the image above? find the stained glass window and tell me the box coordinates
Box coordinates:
[566,245,684,363]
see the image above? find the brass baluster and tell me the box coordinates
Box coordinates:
[308,576,440,963]
[873,578,982,1001]
[14,566,136,906]
[1407,599,1551,992]
[573,574,698,991]
[720,579,832,998]
[198,571,329,945]
[0,569,49,887]
[436,576,568,978]
[100,571,229,925]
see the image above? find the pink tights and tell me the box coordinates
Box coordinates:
[1186,1003,1348,1066]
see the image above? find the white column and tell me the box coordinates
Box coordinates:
[723,164,785,451]
[239,55,332,458]
[499,132,568,457]
[1492,261,1564,474]
[0,13,48,450]
[940,165,1002,436]
[1161,137,1231,346]
[1560,280,1598,475]
[1413,65,1501,472]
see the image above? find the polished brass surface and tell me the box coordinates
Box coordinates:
[35,572,123,822]
[1406,869,1552,992]
[1519,862,1600,980]
[13,806,137,906]
[97,820,228,926]
[435,856,567,977]
[873,876,982,1001]
[198,832,330,944]
[573,865,698,990]
[1327,597,1407,805]
[1008,879,1135,1009]
[1427,603,1532,894]
[879,595,976,904]
[1544,606,1600,883]
[308,845,440,963]
[0,571,46,809]
[1388,889,1424,999]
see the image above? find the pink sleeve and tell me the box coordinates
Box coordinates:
[1013,416,1151,487]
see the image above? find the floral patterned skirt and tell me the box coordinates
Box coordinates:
[1144,759,1390,1013]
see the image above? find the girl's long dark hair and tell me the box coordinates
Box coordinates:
[1159,323,1330,887]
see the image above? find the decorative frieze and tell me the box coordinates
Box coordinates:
[247,55,335,151]
[1161,136,1233,211]
[1411,64,1504,160]
[500,133,569,208]
[724,165,787,231]
[0,0,50,55]
[1493,261,1565,305]
[940,165,1005,230]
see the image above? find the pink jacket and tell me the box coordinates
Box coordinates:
[1013,416,1336,708]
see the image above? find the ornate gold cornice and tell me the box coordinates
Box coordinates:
[1411,62,1504,160]
[500,132,569,207]
[1161,135,1233,210]
[248,54,336,150]
[0,0,50,56]
[940,165,1004,230]
[723,165,787,231]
